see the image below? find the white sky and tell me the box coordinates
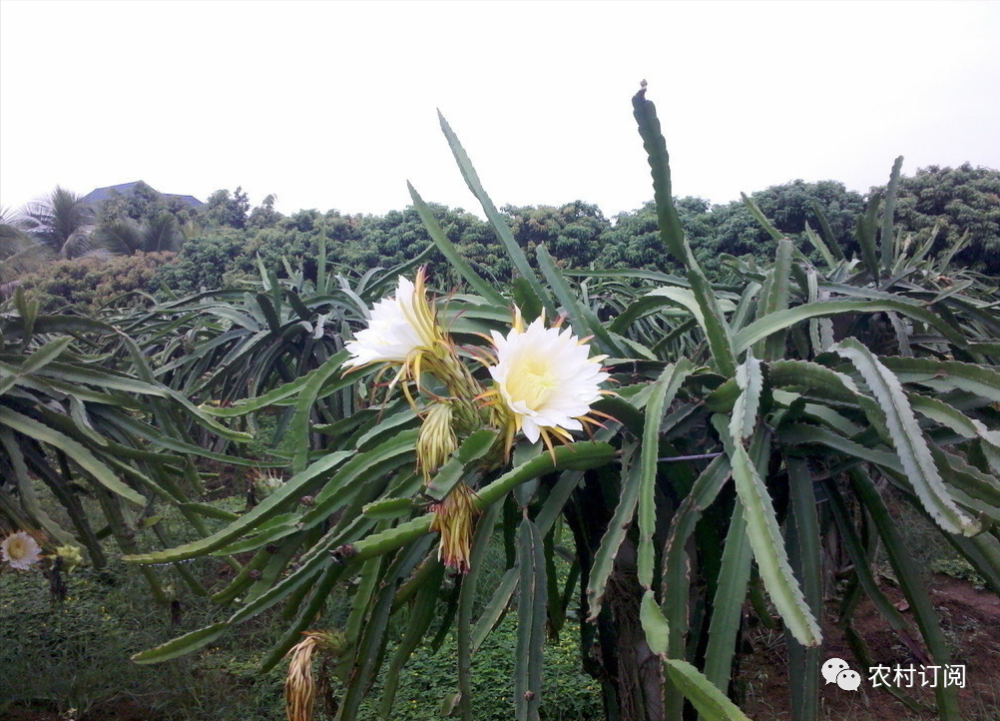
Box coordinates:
[2,1,999,219]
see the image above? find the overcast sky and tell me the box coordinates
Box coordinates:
[2,1,999,220]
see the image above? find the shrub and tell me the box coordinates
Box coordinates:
[17,251,175,315]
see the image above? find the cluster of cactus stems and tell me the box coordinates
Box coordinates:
[105,85,1000,721]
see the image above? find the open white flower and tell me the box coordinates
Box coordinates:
[344,276,429,368]
[488,311,609,447]
[2,530,42,571]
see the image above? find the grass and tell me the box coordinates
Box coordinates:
[1,491,602,720]
[0,556,289,720]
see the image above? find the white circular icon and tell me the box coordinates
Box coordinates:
[836,668,861,691]
[821,657,850,684]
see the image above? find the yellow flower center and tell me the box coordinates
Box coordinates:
[507,353,558,410]
[7,537,28,560]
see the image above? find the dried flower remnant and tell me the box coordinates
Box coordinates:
[284,629,346,721]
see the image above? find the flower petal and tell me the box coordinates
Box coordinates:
[2,531,42,571]
[487,310,609,446]
[345,276,427,367]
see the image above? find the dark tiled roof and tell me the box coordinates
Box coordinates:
[82,182,143,203]
[82,181,204,207]
[164,194,204,207]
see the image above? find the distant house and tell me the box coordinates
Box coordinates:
[82,181,204,209]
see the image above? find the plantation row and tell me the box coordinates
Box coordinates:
[2,88,1000,721]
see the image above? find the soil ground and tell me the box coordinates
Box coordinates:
[740,573,1000,721]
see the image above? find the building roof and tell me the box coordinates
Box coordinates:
[82,181,204,208]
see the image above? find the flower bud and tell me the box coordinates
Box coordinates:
[429,482,479,574]
[54,544,84,573]
[253,474,285,499]
[417,402,458,483]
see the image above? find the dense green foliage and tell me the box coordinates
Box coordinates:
[7,159,997,313]
[892,163,1000,273]
[702,180,865,270]
[98,180,200,227]
[149,187,871,292]
[17,251,175,314]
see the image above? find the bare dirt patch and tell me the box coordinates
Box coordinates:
[740,574,1000,720]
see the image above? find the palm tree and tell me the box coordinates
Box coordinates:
[0,206,52,292]
[91,211,184,255]
[19,186,97,258]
